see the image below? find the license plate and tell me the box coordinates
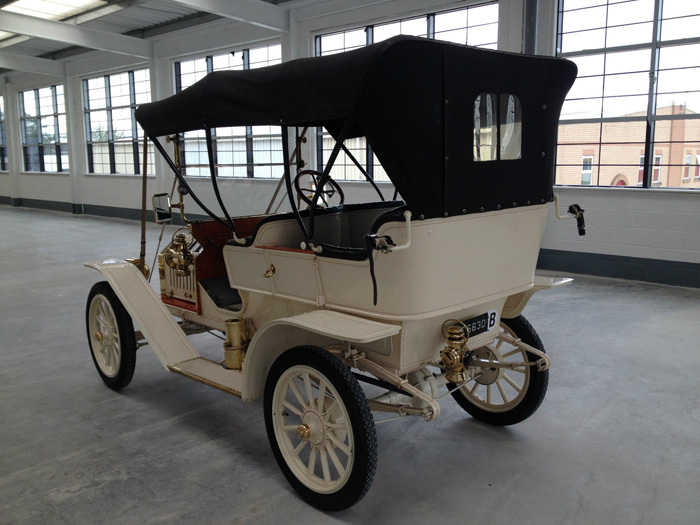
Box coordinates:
[463,310,498,337]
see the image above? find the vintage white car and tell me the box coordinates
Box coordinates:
[84,36,581,510]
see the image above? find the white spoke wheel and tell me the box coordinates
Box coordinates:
[264,346,377,511]
[86,281,136,390]
[448,315,548,426]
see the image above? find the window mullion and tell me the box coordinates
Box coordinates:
[643,0,663,188]
[105,75,116,174]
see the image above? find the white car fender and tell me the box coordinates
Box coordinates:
[502,275,573,319]
[84,259,199,369]
[242,310,401,401]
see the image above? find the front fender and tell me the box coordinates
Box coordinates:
[242,310,400,401]
[85,259,199,369]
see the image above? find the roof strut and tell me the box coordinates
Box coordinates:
[150,136,235,232]
[205,126,236,231]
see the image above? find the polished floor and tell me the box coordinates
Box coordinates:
[1,205,699,524]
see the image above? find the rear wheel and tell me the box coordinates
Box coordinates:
[86,281,136,390]
[264,346,377,511]
[448,315,548,426]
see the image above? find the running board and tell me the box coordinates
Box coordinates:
[168,357,244,397]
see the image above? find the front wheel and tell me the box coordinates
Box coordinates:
[86,281,136,390]
[448,315,548,426]
[264,346,377,511]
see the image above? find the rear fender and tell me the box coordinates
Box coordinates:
[502,275,573,319]
[242,311,400,401]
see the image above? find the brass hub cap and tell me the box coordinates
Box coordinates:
[296,423,311,440]
[95,331,104,343]
[301,411,325,446]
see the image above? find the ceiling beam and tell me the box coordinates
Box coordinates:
[169,0,289,32]
[0,11,153,58]
[0,51,65,76]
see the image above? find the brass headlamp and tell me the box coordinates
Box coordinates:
[164,231,194,276]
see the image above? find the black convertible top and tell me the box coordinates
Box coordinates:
[136,36,576,220]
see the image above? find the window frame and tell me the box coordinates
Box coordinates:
[556,0,700,190]
[82,68,152,175]
[19,85,69,173]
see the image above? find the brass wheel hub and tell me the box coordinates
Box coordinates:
[95,331,104,343]
[299,411,325,446]
[296,423,311,440]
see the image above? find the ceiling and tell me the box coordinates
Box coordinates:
[0,0,298,75]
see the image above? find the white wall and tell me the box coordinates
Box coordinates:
[545,187,700,265]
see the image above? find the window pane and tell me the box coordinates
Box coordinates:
[560,28,606,53]
[469,3,498,25]
[661,14,700,41]
[570,54,604,77]
[89,110,109,141]
[112,107,133,140]
[467,23,498,47]
[659,44,700,70]
[474,93,497,162]
[21,90,37,117]
[435,9,467,33]
[87,77,106,109]
[110,72,131,107]
[212,51,244,71]
[602,95,648,118]
[606,22,653,47]
[500,95,521,160]
[43,144,57,171]
[114,142,135,174]
[662,0,700,18]
[605,49,650,74]
[90,143,111,173]
[374,21,401,42]
[22,117,39,143]
[41,116,56,143]
[607,0,654,26]
[133,69,151,104]
[562,5,607,33]
[38,87,54,115]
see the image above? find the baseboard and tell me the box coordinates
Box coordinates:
[8,197,73,213]
[537,249,700,288]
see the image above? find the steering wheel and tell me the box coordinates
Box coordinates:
[293,170,345,208]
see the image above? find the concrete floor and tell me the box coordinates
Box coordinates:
[1,205,699,524]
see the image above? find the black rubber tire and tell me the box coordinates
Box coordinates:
[264,346,377,511]
[86,281,136,390]
[448,315,548,426]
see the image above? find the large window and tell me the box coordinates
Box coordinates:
[0,96,6,171]
[557,0,700,189]
[175,43,282,178]
[83,68,153,175]
[315,2,499,181]
[19,85,68,172]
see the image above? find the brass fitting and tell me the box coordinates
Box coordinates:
[440,320,469,384]
[224,318,249,370]
[125,257,150,278]
[164,232,194,276]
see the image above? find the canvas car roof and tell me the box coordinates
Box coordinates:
[135,36,577,220]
